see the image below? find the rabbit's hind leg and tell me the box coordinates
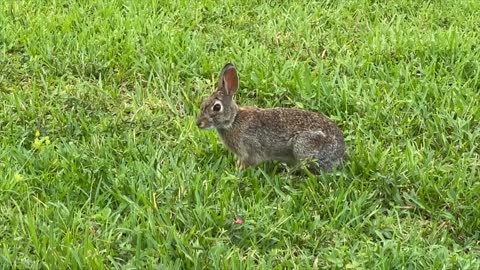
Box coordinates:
[293,130,344,172]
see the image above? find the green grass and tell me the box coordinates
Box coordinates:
[1,0,479,268]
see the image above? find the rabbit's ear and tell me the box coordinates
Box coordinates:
[218,63,238,96]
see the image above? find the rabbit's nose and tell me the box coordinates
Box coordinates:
[196,118,204,128]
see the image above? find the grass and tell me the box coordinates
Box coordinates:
[0,0,479,268]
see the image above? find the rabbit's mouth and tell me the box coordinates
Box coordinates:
[196,118,214,129]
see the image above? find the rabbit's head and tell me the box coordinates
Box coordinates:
[196,63,239,130]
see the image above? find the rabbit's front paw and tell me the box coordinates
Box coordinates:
[237,159,255,170]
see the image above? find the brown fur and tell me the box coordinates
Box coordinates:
[196,63,346,171]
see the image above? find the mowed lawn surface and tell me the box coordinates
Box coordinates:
[1,0,479,268]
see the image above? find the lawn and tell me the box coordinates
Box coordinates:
[1,0,479,268]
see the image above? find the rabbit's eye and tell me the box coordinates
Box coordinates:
[213,103,222,112]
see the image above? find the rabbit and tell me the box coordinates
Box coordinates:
[196,63,346,172]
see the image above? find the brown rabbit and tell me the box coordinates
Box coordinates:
[196,63,346,171]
